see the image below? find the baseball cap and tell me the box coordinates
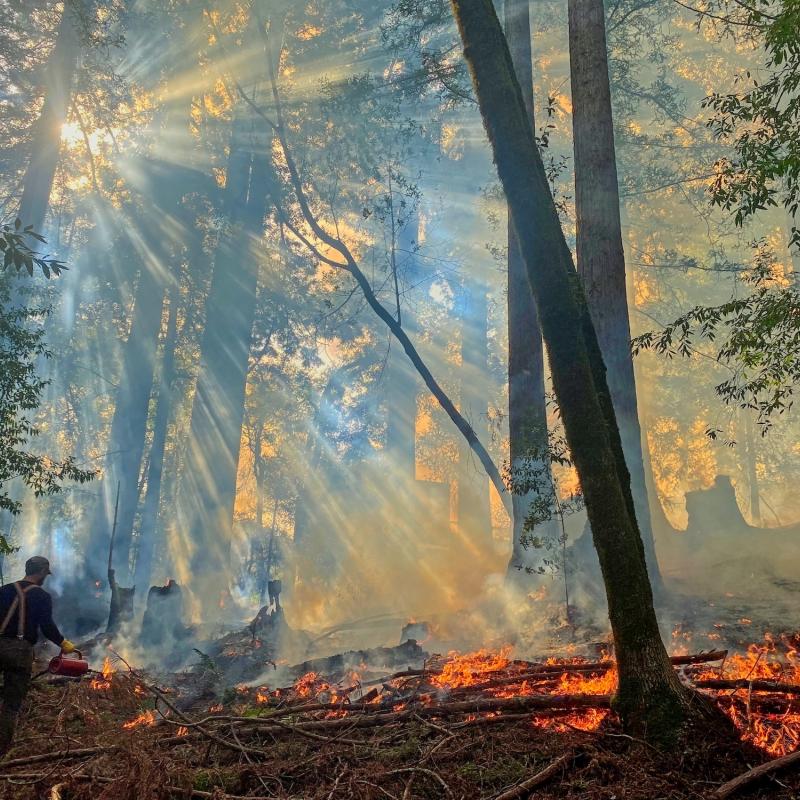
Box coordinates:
[25,556,52,576]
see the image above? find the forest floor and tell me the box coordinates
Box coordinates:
[2,645,799,800]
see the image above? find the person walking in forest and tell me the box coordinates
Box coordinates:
[0,556,76,757]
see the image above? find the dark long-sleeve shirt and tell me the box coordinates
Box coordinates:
[0,581,64,646]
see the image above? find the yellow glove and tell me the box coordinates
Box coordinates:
[60,639,76,654]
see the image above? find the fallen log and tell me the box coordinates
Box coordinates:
[713,748,800,799]
[366,650,726,689]
[695,678,800,695]
[229,693,612,737]
[286,639,427,681]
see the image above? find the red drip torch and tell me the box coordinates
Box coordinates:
[48,650,90,678]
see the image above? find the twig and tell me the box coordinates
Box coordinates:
[714,748,800,799]
[492,753,573,800]
[386,767,453,797]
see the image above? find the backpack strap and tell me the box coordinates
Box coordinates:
[0,583,37,640]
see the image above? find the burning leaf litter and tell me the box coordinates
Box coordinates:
[3,636,799,799]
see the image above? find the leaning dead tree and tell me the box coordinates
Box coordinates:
[447,0,718,741]
[231,15,513,518]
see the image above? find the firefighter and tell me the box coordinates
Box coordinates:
[0,556,76,757]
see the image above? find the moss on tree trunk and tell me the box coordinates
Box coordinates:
[449,0,711,743]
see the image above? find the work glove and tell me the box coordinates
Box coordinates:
[60,639,77,654]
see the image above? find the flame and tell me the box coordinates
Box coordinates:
[89,656,114,690]
[694,636,800,756]
[122,710,156,730]
[431,647,513,689]
[533,708,610,732]
[176,726,189,737]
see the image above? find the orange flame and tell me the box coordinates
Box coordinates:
[431,647,513,689]
[89,656,114,690]
[122,710,156,730]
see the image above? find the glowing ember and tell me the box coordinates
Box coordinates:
[122,710,156,730]
[292,671,335,700]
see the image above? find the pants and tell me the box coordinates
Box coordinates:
[0,638,33,757]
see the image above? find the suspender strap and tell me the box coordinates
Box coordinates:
[0,583,37,640]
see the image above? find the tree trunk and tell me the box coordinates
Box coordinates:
[88,237,166,583]
[17,2,80,234]
[458,279,492,543]
[449,0,702,740]
[503,0,559,576]
[133,282,180,591]
[384,213,421,480]
[741,410,761,525]
[178,116,271,606]
[567,0,663,594]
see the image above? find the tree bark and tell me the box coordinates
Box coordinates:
[503,0,559,576]
[384,213,421,480]
[567,0,663,593]
[449,0,700,740]
[458,278,492,543]
[178,118,271,605]
[88,237,166,583]
[133,281,180,591]
[17,2,80,234]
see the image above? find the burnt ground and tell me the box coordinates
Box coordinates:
[1,666,798,800]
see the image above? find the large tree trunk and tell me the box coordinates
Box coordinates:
[567,0,663,593]
[17,2,80,234]
[449,0,703,740]
[178,116,271,607]
[132,281,180,591]
[503,0,559,577]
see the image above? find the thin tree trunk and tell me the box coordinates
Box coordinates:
[504,0,559,576]
[458,279,492,542]
[741,410,761,525]
[449,0,706,740]
[567,0,663,593]
[17,2,80,234]
[88,236,167,583]
[384,214,421,480]
[133,281,180,591]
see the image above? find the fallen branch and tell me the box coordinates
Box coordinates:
[166,788,274,800]
[0,747,112,768]
[492,752,574,800]
[714,748,800,799]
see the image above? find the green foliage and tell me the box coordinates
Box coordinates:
[704,0,800,238]
[0,220,66,278]
[633,239,800,431]
[503,425,584,575]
